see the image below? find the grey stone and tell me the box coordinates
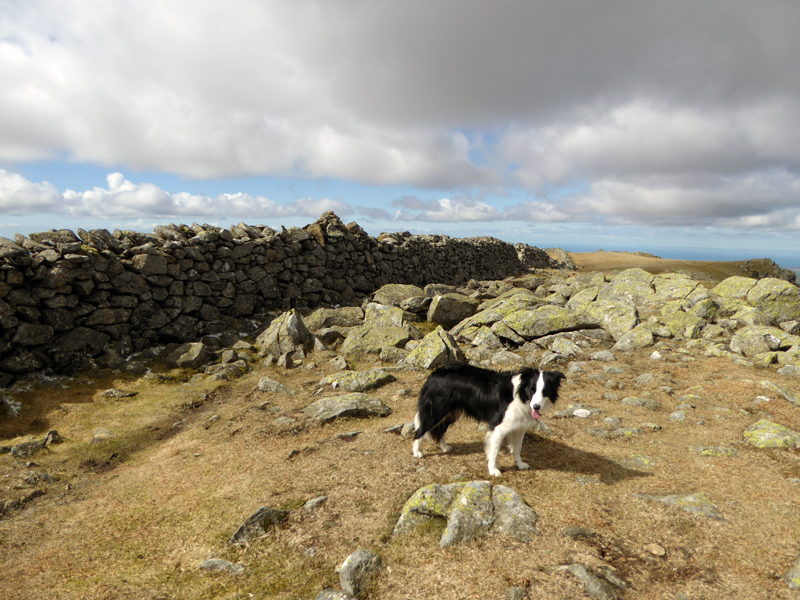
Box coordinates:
[636,491,723,520]
[590,350,615,362]
[303,393,392,423]
[743,419,800,449]
[373,283,426,307]
[302,496,328,512]
[364,302,416,328]
[228,506,290,544]
[490,485,540,541]
[761,380,800,406]
[339,549,381,597]
[558,563,622,600]
[90,427,116,445]
[439,480,495,547]
[164,342,212,369]
[393,481,540,547]
[402,326,466,370]
[256,309,313,357]
[785,558,800,590]
[339,326,412,357]
[427,293,480,327]
[257,377,295,395]
[319,369,396,393]
[621,397,661,410]
[12,322,55,346]
[612,324,654,351]
[198,558,245,576]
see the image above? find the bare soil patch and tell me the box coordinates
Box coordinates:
[1,254,800,599]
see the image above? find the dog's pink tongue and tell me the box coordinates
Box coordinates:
[531,408,540,420]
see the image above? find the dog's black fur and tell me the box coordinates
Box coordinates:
[412,362,565,476]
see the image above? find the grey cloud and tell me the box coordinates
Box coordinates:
[1,2,800,230]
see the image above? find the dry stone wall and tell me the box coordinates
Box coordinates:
[0,212,554,383]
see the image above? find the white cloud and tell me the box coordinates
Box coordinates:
[0,170,63,212]
[0,170,351,220]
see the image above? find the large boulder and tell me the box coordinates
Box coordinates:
[256,309,313,357]
[660,306,705,339]
[579,300,639,341]
[339,326,412,357]
[450,291,541,339]
[710,276,758,316]
[427,293,480,327]
[304,306,364,331]
[599,268,655,305]
[364,303,416,329]
[403,326,466,369]
[746,278,800,323]
[392,481,539,547]
[652,273,704,302]
[372,284,426,308]
[500,305,595,340]
[164,342,212,369]
[730,326,800,357]
[612,324,655,352]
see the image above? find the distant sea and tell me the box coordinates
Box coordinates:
[561,244,798,270]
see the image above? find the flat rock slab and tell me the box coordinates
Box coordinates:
[635,491,723,521]
[392,481,539,547]
[761,380,800,406]
[621,397,661,410]
[556,563,624,600]
[198,558,245,576]
[257,376,295,395]
[303,393,392,423]
[743,419,800,449]
[319,369,396,392]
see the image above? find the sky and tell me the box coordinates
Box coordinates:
[1,1,800,267]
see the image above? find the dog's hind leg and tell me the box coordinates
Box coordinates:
[508,430,529,470]
[438,431,451,454]
[412,412,426,458]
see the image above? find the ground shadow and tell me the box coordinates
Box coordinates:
[442,437,651,484]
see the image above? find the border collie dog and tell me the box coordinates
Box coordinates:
[412,363,565,477]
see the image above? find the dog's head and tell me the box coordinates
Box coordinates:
[513,369,566,419]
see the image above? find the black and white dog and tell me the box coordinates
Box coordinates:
[412,363,565,477]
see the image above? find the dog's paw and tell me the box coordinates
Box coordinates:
[412,450,424,459]
[439,442,451,454]
[489,467,502,477]
[516,461,530,471]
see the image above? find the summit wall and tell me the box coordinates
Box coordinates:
[0,212,554,382]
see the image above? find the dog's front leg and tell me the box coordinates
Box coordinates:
[485,429,504,477]
[508,430,529,470]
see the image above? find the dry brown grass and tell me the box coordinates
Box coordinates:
[2,254,800,599]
